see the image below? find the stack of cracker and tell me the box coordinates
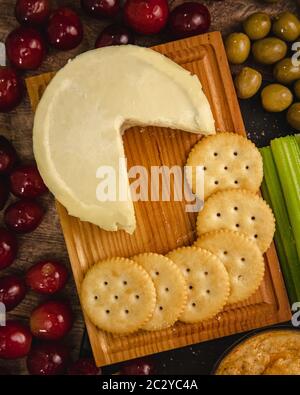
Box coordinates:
[80,133,275,335]
[80,249,231,333]
[80,254,189,334]
[187,132,275,306]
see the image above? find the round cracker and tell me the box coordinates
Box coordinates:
[186,132,263,199]
[167,247,230,324]
[80,257,156,334]
[132,253,187,330]
[197,189,275,253]
[195,230,265,304]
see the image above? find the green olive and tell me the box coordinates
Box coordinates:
[261,84,293,112]
[287,103,300,130]
[243,13,271,40]
[252,37,287,65]
[272,12,300,42]
[294,79,300,99]
[273,58,300,85]
[225,33,251,64]
[234,67,262,99]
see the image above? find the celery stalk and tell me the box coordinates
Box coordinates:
[260,147,300,302]
[274,230,297,304]
[270,136,300,261]
[296,134,300,149]
[261,181,296,303]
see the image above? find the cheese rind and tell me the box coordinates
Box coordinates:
[33,45,215,233]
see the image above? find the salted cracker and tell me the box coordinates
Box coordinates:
[132,253,187,330]
[80,257,156,334]
[197,189,275,252]
[167,247,230,323]
[186,133,263,199]
[195,230,265,304]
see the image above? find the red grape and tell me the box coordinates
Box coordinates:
[15,0,51,26]
[0,177,9,210]
[120,357,155,375]
[0,136,18,174]
[27,341,70,375]
[26,260,68,295]
[68,358,101,375]
[124,0,169,35]
[0,275,26,311]
[6,26,46,70]
[9,163,47,198]
[47,7,83,51]
[169,2,211,39]
[30,300,73,340]
[81,0,119,19]
[0,67,23,112]
[95,24,135,48]
[0,228,18,270]
[0,320,32,359]
[4,199,44,233]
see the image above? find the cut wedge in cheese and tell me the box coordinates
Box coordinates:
[33,45,215,233]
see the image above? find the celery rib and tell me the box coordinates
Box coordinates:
[296,134,300,149]
[270,136,300,262]
[260,146,300,303]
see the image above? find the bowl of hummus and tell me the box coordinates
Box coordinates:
[214,328,300,375]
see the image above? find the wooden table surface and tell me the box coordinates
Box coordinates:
[0,0,297,375]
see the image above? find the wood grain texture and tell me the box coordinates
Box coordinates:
[0,0,297,374]
[26,32,291,367]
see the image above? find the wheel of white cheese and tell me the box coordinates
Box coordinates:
[33,45,215,233]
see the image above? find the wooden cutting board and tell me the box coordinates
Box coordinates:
[26,32,291,367]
